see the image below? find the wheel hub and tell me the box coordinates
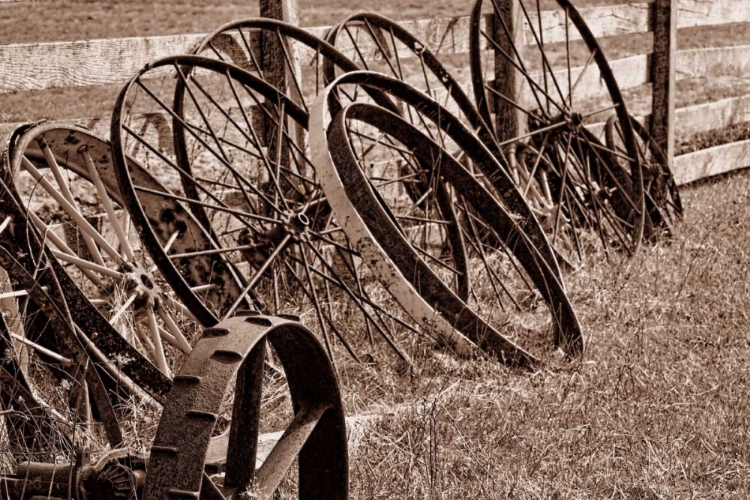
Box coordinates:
[113,262,162,311]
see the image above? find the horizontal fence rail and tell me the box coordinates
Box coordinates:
[1,0,749,186]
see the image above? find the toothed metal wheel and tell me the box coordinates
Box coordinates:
[143,314,347,500]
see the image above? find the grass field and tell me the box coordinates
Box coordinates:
[1,0,750,498]
[347,169,750,497]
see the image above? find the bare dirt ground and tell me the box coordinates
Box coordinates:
[2,1,750,498]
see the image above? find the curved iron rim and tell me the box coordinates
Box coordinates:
[310,70,584,361]
[321,70,566,282]
[330,100,582,363]
[143,314,347,499]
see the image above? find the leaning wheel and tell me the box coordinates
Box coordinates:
[605,114,683,237]
[143,314,347,500]
[312,71,584,365]
[469,0,645,262]
[2,123,196,389]
[112,55,436,366]
[0,189,125,468]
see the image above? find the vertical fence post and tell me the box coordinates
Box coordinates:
[493,0,526,143]
[259,0,301,106]
[650,0,677,164]
[259,0,305,168]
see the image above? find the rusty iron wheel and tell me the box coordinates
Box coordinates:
[2,123,200,388]
[605,114,683,238]
[112,55,425,366]
[143,314,347,500]
[311,71,584,365]
[469,0,645,263]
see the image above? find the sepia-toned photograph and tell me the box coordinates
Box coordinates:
[0,0,746,497]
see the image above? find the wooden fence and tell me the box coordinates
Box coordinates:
[1,0,749,187]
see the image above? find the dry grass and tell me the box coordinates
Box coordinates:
[1,1,750,498]
[346,170,750,498]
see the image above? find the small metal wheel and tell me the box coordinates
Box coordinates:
[605,114,683,238]
[112,55,423,365]
[469,0,645,262]
[2,123,196,389]
[0,191,124,470]
[311,71,584,365]
[143,314,347,500]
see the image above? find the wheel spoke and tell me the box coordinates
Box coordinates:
[254,403,330,498]
[81,149,137,262]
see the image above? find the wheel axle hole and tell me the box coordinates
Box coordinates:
[140,274,154,289]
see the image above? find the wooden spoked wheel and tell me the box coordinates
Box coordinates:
[605,114,683,239]
[3,123,198,384]
[112,55,427,365]
[0,190,125,470]
[470,0,645,264]
[311,71,584,365]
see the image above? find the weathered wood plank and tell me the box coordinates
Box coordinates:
[526,2,651,45]
[674,139,750,185]
[677,0,750,29]
[0,34,205,94]
[651,0,677,163]
[3,21,750,95]
[675,94,750,137]
[677,44,750,80]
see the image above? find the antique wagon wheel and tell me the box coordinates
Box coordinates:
[0,189,124,469]
[143,314,347,499]
[111,55,459,365]
[311,71,584,365]
[605,114,683,237]
[469,0,645,262]
[2,123,195,391]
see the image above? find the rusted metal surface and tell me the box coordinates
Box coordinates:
[143,314,347,499]
[0,185,123,447]
[1,449,147,499]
